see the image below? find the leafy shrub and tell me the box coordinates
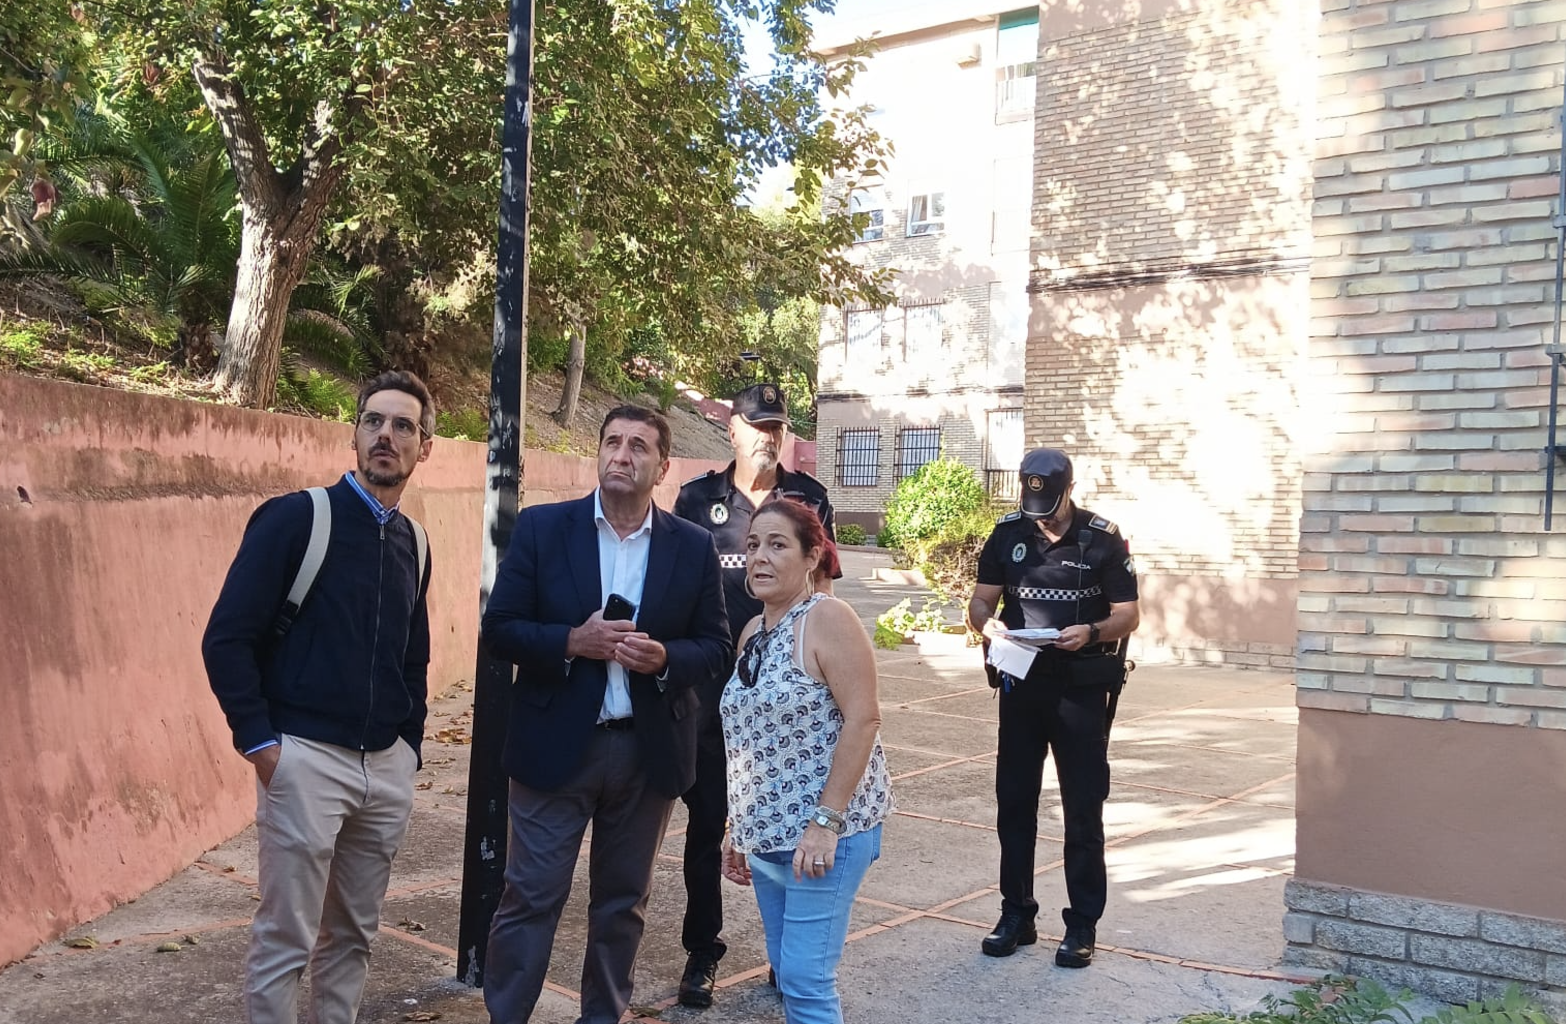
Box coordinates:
[276,367,356,422]
[436,408,489,441]
[1178,975,1558,1024]
[0,326,45,368]
[883,459,988,549]
[873,598,955,649]
[837,523,867,547]
[907,502,1003,604]
[876,526,897,549]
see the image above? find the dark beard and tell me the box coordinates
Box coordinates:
[362,464,408,488]
[360,447,407,488]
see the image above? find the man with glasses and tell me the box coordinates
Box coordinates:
[203,370,436,1024]
[670,382,837,1008]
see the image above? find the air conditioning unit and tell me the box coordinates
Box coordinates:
[955,42,982,67]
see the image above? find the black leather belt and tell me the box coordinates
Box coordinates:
[596,718,634,731]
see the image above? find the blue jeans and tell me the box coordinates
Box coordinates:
[747,825,883,1024]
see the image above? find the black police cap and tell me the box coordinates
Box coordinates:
[1019,447,1073,518]
[732,383,790,425]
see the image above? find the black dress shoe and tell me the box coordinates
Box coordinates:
[678,953,719,1008]
[1055,924,1095,968]
[981,910,1037,957]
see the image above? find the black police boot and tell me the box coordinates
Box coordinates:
[1055,924,1096,968]
[678,952,719,1008]
[981,909,1038,957]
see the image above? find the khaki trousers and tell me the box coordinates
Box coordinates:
[246,734,417,1024]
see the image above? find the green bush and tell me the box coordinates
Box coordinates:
[837,523,867,547]
[276,368,356,421]
[883,459,988,549]
[436,408,489,441]
[876,526,897,549]
[907,502,1003,604]
[0,326,45,368]
[1178,975,1558,1024]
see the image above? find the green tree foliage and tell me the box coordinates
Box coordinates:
[14,0,886,412]
[0,1,88,207]
[0,108,239,367]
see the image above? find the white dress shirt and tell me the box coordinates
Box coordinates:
[593,489,654,722]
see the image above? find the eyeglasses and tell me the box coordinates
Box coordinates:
[737,628,768,688]
[357,411,426,440]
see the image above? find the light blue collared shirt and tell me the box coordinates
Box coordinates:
[344,471,399,525]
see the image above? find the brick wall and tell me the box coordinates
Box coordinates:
[1290,0,1566,1002]
[1027,0,1315,662]
[817,390,1022,528]
[1302,0,1561,725]
[1035,1,1314,277]
[1285,881,1566,1014]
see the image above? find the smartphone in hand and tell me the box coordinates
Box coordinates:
[603,593,636,622]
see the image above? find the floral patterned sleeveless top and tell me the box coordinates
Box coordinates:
[720,593,895,854]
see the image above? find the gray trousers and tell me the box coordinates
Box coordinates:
[246,734,417,1024]
[483,729,675,1024]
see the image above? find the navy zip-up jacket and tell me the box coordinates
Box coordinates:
[202,477,431,763]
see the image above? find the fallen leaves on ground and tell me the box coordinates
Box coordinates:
[398,919,427,933]
[404,1013,442,1022]
[155,942,182,953]
[63,937,98,949]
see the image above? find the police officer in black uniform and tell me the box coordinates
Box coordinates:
[966,447,1140,968]
[670,382,837,1007]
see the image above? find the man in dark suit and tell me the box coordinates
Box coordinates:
[481,405,732,1024]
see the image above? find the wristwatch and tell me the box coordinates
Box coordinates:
[1087,622,1101,645]
[810,805,847,835]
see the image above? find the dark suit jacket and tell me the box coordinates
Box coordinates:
[481,493,732,799]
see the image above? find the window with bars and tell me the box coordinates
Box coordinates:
[846,308,884,363]
[837,428,881,487]
[896,426,942,479]
[985,409,1024,500]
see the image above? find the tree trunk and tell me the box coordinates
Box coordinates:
[213,203,322,408]
[194,53,355,409]
[552,322,586,427]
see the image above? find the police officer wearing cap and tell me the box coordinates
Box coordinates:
[965,447,1140,968]
[670,382,838,1007]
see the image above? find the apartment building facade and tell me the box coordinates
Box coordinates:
[815,2,1040,534]
[1024,0,1316,666]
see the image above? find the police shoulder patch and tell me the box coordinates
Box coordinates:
[998,510,1022,524]
[1088,515,1119,535]
[680,469,724,491]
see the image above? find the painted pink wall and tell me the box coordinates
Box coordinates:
[0,374,720,966]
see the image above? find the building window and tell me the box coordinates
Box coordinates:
[906,192,945,237]
[991,156,1031,255]
[902,302,943,365]
[838,428,881,487]
[996,10,1039,124]
[850,189,885,243]
[985,409,1024,500]
[896,426,942,479]
[846,308,884,363]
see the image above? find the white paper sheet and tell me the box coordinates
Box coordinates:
[1001,628,1061,645]
[986,635,1039,678]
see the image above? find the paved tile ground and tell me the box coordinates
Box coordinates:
[0,550,1312,1023]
